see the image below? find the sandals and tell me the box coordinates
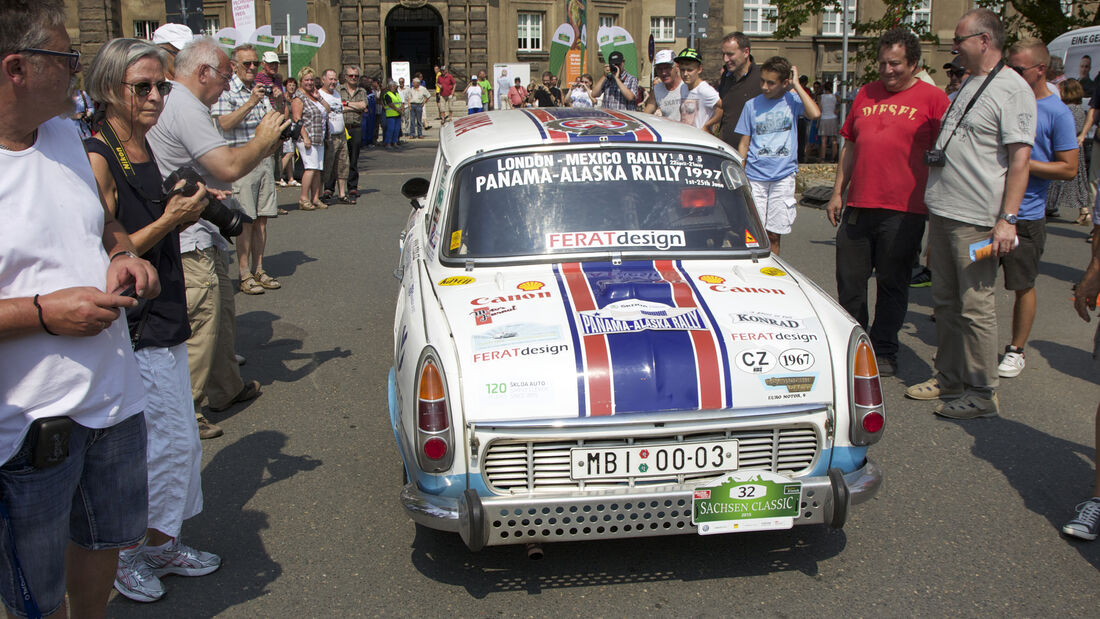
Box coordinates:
[288,179,301,187]
[240,275,265,295]
[298,199,316,211]
[904,377,963,401]
[253,269,281,289]
[337,195,356,205]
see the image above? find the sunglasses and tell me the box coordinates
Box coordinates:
[17,47,81,71]
[346,74,360,79]
[122,80,172,97]
[952,31,986,46]
[1011,63,1043,74]
[239,60,260,68]
[947,69,966,77]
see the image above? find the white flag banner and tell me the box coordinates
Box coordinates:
[231,0,256,39]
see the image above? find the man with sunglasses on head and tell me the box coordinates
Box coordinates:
[148,38,289,439]
[905,9,1036,419]
[0,2,161,615]
[211,44,282,297]
[339,65,369,198]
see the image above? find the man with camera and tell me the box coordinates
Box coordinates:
[905,9,1036,419]
[211,44,282,296]
[148,37,289,439]
[1,1,160,614]
[592,50,638,111]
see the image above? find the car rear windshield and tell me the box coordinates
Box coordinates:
[443,148,763,259]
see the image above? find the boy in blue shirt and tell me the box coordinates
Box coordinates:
[998,40,1079,380]
[735,56,820,255]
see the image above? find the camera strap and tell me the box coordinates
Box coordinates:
[97,121,164,207]
[935,60,1004,153]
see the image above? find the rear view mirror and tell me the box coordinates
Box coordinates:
[401,177,431,200]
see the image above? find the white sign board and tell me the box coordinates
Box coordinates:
[493,63,531,109]
[391,61,411,86]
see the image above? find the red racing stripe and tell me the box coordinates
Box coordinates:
[603,109,656,142]
[560,263,613,415]
[654,260,723,410]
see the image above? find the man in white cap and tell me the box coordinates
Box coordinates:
[152,23,194,78]
[643,49,687,120]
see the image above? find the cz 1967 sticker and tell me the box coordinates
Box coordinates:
[692,471,802,535]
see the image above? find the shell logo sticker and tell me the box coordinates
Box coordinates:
[438,276,476,286]
[760,267,787,277]
[699,275,725,284]
[517,281,545,291]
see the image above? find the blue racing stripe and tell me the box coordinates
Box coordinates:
[580,261,701,413]
[553,264,588,417]
[521,110,549,139]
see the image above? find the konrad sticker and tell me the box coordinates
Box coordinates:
[735,349,776,374]
[438,276,475,286]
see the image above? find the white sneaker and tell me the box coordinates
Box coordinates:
[998,346,1026,378]
[114,547,165,603]
[144,540,221,578]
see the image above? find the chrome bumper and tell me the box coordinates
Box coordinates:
[401,458,883,550]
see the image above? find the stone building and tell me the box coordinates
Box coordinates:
[69,0,978,89]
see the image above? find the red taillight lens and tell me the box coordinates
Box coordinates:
[417,361,449,432]
[852,341,882,407]
[680,187,715,208]
[423,437,448,460]
[861,411,884,433]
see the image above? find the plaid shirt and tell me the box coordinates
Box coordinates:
[211,75,271,146]
[338,84,368,128]
[601,70,639,111]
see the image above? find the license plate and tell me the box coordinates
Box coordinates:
[692,471,802,535]
[569,440,738,481]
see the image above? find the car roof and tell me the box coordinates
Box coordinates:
[438,108,740,162]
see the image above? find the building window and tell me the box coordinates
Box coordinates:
[902,0,932,28]
[822,0,856,36]
[599,15,617,29]
[203,16,219,37]
[743,0,778,35]
[134,20,159,40]
[518,12,543,52]
[650,17,675,42]
[1062,0,1074,16]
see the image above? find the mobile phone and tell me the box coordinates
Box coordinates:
[112,284,138,299]
[29,417,73,469]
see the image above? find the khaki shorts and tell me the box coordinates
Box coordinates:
[230,158,277,218]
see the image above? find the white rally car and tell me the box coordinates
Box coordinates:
[390,108,883,550]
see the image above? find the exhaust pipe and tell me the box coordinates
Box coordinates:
[526,543,544,560]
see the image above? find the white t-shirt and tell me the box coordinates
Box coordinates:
[680,81,720,129]
[653,80,688,120]
[819,93,837,119]
[319,89,345,134]
[147,81,231,253]
[0,117,146,462]
[467,84,483,109]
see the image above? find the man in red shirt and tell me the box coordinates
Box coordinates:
[437,66,456,124]
[825,28,950,377]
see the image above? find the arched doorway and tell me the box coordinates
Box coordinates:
[385,5,443,88]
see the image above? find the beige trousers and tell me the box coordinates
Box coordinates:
[182,246,244,415]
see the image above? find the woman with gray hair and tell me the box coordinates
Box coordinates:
[83,37,221,603]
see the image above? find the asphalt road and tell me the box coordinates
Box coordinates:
[108,140,1100,617]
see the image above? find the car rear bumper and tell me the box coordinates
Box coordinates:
[401,458,882,549]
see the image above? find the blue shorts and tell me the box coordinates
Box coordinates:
[0,413,147,617]
[468,107,483,114]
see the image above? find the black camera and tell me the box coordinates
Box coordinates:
[923,149,946,167]
[280,120,303,141]
[162,166,252,238]
[263,85,273,97]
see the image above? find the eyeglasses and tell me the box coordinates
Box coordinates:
[346,74,360,79]
[17,47,81,71]
[1011,63,1043,74]
[947,69,966,78]
[952,32,987,46]
[122,80,172,97]
[206,65,232,82]
[239,61,260,68]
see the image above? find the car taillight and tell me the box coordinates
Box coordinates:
[415,355,455,472]
[418,361,448,432]
[848,333,885,446]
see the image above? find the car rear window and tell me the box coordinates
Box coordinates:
[443,148,763,259]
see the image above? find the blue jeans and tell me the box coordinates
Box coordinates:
[0,413,148,616]
[383,116,400,145]
[410,103,424,137]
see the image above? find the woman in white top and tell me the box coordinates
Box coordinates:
[567,74,595,108]
[466,80,483,114]
[816,82,838,162]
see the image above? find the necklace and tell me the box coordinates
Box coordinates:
[0,129,37,151]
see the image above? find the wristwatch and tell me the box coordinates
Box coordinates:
[110,250,139,261]
[999,213,1018,225]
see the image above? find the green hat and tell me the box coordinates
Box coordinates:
[675,48,702,64]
